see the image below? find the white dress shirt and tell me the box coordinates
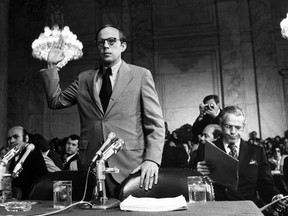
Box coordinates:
[95,59,122,94]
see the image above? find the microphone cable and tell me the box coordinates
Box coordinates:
[30,166,94,216]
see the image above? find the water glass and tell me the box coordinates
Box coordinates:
[53,180,72,209]
[187,176,207,203]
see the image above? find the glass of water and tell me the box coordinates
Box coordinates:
[53,180,72,209]
[187,176,207,203]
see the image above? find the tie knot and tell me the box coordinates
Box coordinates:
[103,67,112,76]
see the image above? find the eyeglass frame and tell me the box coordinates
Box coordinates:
[95,37,123,48]
[223,123,244,132]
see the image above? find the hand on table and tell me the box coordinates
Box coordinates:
[130,160,159,191]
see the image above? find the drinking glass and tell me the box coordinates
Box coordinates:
[53,180,72,209]
[187,176,206,203]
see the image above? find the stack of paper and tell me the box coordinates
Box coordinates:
[120,195,187,212]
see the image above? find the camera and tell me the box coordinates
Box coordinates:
[203,103,215,111]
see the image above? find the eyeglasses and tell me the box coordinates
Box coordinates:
[223,124,244,131]
[96,37,121,48]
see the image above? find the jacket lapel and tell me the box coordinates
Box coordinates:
[86,68,104,115]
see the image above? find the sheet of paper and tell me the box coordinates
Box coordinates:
[119,195,187,212]
[204,140,239,191]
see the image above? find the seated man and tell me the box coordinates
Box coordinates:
[30,133,63,172]
[63,134,79,171]
[193,106,286,214]
[7,126,48,199]
[192,95,222,138]
[199,124,222,144]
[188,124,222,168]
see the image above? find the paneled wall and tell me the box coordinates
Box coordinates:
[6,0,288,143]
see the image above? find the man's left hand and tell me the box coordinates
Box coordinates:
[130,160,159,191]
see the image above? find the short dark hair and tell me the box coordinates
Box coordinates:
[95,24,126,43]
[203,95,219,104]
[68,134,80,141]
[29,133,49,152]
[271,145,281,154]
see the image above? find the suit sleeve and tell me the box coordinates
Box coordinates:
[40,67,78,109]
[141,70,165,165]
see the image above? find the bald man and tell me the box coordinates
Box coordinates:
[7,126,47,199]
[199,124,222,144]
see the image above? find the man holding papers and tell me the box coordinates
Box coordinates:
[193,106,287,214]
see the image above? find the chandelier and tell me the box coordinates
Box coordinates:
[280,13,288,39]
[32,25,83,68]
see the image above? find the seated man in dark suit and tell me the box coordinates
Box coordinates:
[192,95,222,139]
[63,134,79,171]
[193,106,286,214]
[7,126,48,199]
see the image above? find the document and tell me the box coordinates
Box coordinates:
[205,140,239,191]
[120,195,187,212]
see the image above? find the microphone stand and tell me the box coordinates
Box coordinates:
[89,159,120,209]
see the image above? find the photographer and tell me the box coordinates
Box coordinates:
[192,95,222,139]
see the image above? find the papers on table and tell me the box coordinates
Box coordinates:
[205,140,239,191]
[119,195,187,212]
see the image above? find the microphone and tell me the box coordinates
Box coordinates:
[1,143,23,165]
[91,132,116,163]
[12,144,35,178]
[101,138,124,161]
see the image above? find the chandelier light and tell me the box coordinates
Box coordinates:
[280,13,288,39]
[31,25,83,68]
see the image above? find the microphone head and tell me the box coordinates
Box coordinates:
[107,132,116,140]
[114,138,125,151]
[27,144,35,151]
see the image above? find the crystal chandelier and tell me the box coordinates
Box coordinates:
[31,0,83,68]
[32,25,83,68]
[280,13,288,39]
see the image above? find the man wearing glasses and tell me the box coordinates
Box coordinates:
[40,24,165,198]
[193,106,287,214]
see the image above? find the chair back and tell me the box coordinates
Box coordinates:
[118,168,203,201]
[27,170,96,201]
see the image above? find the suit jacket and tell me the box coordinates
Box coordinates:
[193,139,279,206]
[63,153,79,170]
[191,110,222,137]
[9,146,48,199]
[161,144,189,168]
[47,150,63,170]
[40,61,165,183]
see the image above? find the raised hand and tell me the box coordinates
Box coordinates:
[47,36,65,65]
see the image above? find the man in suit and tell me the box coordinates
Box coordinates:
[40,24,165,197]
[63,134,79,171]
[192,95,222,138]
[193,106,286,213]
[7,126,48,199]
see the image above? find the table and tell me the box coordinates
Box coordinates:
[0,200,263,216]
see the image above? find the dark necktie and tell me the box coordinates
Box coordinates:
[228,143,238,159]
[99,67,112,112]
